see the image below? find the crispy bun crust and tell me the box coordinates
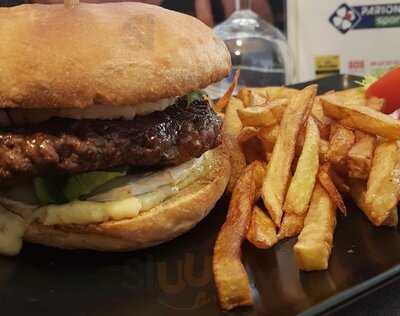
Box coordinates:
[24,146,230,251]
[0,3,231,109]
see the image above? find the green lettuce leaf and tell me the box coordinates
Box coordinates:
[34,170,127,205]
[34,177,68,204]
[63,171,126,202]
[357,68,392,89]
[187,91,208,105]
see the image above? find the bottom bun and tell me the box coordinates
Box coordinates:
[24,146,230,251]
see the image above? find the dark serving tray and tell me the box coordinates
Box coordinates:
[1,75,399,316]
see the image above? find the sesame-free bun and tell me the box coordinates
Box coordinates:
[0,3,231,109]
[24,146,230,251]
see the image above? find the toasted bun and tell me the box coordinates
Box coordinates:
[24,146,230,251]
[0,3,231,109]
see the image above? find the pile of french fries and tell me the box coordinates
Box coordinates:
[212,77,400,310]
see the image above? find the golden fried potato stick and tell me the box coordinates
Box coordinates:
[318,163,347,215]
[312,97,331,125]
[237,127,259,144]
[319,139,330,162]
[213,161,266,310]
[383,206,399,227]
[222,97,247,192]
[262,85,317,226]
[237,128,266,164]
[327,124,355,165]
[294,184,337,271]
[320,94,400,140]
[277,212,305,240]
[237,88,252,107]
[312,97,331,139]
[329,168,350,194]
[260,86,299,100]
[237,99,288,128]
[241,137,265,164]
[349,178,398,227]
[330,87,366,105]
[258,125,279,152]
[214,69,240,113]
[246,206,278,249]
[347,132,375,180]
[365,141,400,224]
[284,117,320,215]
[237,87,268,107]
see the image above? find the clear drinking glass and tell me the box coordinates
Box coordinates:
[206,0,294,99]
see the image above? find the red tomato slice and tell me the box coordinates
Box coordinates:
[366,67,400,114]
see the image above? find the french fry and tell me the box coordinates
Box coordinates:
[222,97,247,192]
[329,168,350,194]
[332,87,366,105]
[237,88,252,107]
[237,87,268,107]
[312,97,331,139]
[237,127,259,144]
[257,124,328,162]
[319,139,330,162]
[246,206,278,249]
[364,141,400,224]
[237,128,266,163]
[258,125,279,152]
[259,86,299,100]
[383,206,398,227]
[277,212,305,240]
[213,161,266,310]
[241,137,265,164]
[312,97,330,124]
[347,132,375,179]
[262,85,317,226]
[237,99,288,128]
[293,184,337,271]
[320,94,400,140]
[266,152,273,163]
[214,69,240,112]
[366,97,385,112]
[313,118,331,141]
[318,163,347,215]
[349,178,398,227]
[283,117,320,215]
[327,124,355,165]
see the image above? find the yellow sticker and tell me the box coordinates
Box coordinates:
[315,56,340,79]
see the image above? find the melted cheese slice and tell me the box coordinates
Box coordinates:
[0,206,26,256]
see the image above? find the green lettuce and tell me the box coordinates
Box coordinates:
[34,170,127,205]
[357,68,391,89]
[187,91,208,105]
[34,177,66,204]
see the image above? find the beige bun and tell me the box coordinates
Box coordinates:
[24,146,230,251]
[0,3,231,109]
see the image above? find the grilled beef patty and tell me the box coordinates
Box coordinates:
[0,97,222,184]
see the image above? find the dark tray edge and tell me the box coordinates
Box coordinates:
[300,264,400,316]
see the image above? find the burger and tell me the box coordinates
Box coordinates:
[0,2,231,255]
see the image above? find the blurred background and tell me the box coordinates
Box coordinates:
[1,0,400,92]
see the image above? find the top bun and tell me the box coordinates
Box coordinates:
[0,3,231,109]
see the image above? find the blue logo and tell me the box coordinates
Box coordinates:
[329,3,362,34]
[329,3,400,34]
